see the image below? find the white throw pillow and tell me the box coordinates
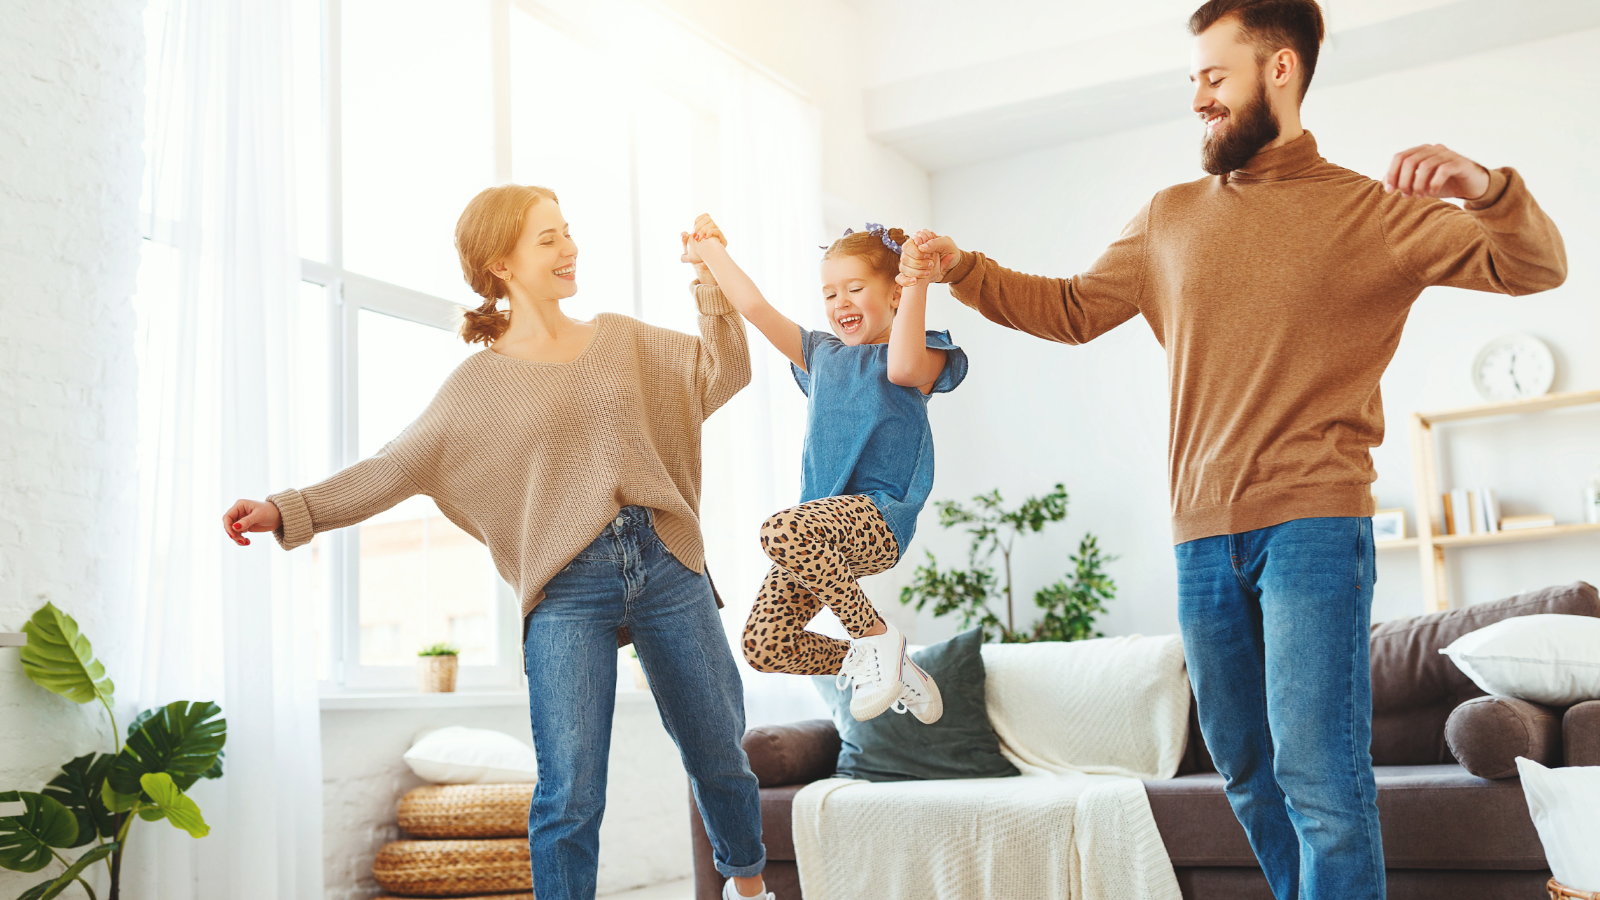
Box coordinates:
[1439,614,1600,706]
[1517,757,1600,891]
[403,726,539,784]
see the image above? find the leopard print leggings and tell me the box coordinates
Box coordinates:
[741,494,900,676]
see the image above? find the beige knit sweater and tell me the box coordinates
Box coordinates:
[268,284,750,618]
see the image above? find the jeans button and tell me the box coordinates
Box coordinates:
[614,516,626,527]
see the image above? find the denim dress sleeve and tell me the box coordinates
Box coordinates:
[790,327,824,397]
[925,330,969,395]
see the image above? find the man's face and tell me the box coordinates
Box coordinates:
[1190,16,1282,175]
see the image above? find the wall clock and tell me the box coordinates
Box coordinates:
[1472,333,1554,402]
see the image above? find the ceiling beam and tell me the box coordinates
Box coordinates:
[866,0,1600,172]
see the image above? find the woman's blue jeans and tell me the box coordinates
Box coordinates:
[522,506,765,899]
[1175,516,1385,900]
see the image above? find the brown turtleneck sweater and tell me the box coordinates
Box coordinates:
[944,132,1566,543]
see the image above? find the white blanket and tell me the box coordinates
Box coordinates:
[792,635,1189,900]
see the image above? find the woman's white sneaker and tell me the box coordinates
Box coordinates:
[836,623,908,721]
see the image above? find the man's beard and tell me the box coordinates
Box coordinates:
[1200,79,1281,176]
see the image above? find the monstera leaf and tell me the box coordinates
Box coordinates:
[16,842,117,900]
[0,791,79,873]
[42,754,117,847]
[109,701,226,794]
[19,603,114,709]
[137,774,209,838]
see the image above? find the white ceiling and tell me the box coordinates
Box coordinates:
[851,0,1600,171]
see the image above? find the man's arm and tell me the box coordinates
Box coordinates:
[1380,144,1566,295]
[902,204,1149,346]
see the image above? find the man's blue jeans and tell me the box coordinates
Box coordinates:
[1175,516,1385,900]
[522,506,765,900]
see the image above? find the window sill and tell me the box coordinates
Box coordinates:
[318,687,657,711]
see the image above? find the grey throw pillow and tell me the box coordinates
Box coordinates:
[813,628,1020,782]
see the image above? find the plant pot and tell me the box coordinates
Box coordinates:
[1549,879,1600,900]
[418,655,459,693]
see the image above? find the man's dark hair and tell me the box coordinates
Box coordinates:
[1188,0,1325,99]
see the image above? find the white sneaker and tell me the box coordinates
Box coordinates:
[837,623,909,721]
[723,878,774,900]
[893,653,943,725]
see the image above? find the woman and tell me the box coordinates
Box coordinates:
[222,185,773,900]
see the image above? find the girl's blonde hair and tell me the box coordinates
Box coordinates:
[454,183,561,345]
[822,225,908,284]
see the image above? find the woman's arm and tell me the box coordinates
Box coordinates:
[684,215,807,370]
[692,281,752,419]
[223,453,420,550]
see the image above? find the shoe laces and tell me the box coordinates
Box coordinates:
[837,641,884,692]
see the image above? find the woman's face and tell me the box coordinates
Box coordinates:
[821,255,901,345]
[495,199,578,302]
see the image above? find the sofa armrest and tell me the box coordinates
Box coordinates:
[742,719,840,787]
[1444,695,1562,779]
[1564,699,1600,767]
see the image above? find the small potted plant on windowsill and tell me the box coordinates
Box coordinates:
[416,644,459,693]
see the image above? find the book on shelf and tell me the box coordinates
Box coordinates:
[1500,513,1556,531]
[1481,489,1501,533]
[1441,488,1504,534]
[1447,488,1473,535]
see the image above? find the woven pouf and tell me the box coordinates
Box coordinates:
[398,784,535,839]
[372,839,531,897]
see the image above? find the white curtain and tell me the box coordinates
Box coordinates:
[700,67,835,727]
[130,0,322,897]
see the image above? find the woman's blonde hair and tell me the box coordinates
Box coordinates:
[822,225,908,284]
[454,183,561,345]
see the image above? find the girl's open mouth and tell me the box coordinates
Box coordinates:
[836,313,863,335]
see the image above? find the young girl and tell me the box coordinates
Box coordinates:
[685,217,967,725]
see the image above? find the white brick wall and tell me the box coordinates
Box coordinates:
[0,0,145,895]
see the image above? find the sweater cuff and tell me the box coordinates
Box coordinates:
[693,283,737,317]
[268,489,315,551]
[1464,166,1511,211]
[939,250,979,285]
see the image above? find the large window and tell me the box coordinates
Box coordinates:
[292,0,727,690]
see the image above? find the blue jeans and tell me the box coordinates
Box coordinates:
[522,506,765,900]
[1175,516,1385,900]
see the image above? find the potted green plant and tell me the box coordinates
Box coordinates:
[2,602,225,900]
[899,483,1117,643]
[416,643,460,693]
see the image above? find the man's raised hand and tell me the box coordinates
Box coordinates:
[897,232,962,287]
[1384,144,1491,201]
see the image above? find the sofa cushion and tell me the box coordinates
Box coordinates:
[1445,696,1563,779]
[812,628,1019,782]
[1144,764,1547,870]
[1566,699,1600,767]
[1368,581,1599,766]
[1441,613,1600,706]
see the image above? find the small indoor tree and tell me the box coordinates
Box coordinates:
[1,602,224,900]
[899,483,1117,643]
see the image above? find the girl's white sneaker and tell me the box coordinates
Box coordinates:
[894,653,944,724]
[723,878,775,900]
[837,623,908,721]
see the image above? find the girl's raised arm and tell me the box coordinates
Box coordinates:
[886,231,948,391]
[684,215,806,370]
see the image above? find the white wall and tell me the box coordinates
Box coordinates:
[321,689,689,899]
[0,1,145,896]
[902,27,1600,642]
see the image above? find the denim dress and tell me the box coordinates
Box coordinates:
[790,328,968,552]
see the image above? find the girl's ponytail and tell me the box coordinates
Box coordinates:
[822,222,907,284]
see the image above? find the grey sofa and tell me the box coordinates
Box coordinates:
[690,581,1600,900]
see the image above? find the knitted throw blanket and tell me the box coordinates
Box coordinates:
[792,635,1189,900]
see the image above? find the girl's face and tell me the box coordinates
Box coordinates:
[821,255,901,345]
[494,199,578,302]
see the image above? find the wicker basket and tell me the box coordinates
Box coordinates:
[372,839,530,896]
[398,784,534,839]
[418,655,459,692]
[1550,879,1600,900]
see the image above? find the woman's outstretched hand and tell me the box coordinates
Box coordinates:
[222,498,281,547]
[681,213,728,286]
[897,231,961,287]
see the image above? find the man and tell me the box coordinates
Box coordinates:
[899,1,1566,898]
